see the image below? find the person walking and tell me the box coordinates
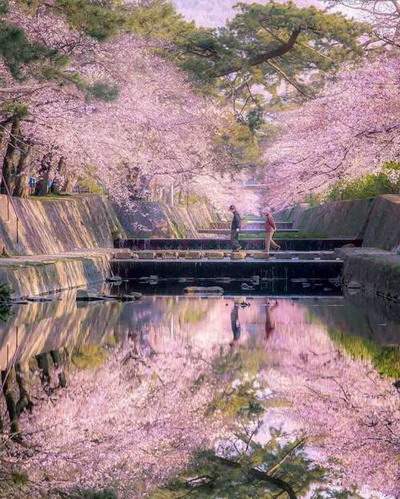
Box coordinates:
[229,204,241,251]
[229,301,241,348]
[264,208,281,256]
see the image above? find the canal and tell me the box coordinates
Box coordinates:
[0,283,399,497]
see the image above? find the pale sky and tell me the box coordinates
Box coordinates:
[172,0,353,27]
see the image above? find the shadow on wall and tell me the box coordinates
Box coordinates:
[114,200,221,239]
[281,195,400,250]
[0,194,125,256]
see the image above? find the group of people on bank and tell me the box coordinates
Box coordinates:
[229,204,280,255]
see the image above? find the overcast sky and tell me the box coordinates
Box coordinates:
[172,0,354,27]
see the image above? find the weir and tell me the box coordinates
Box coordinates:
[111,257,343,281]
[115,237,362,251]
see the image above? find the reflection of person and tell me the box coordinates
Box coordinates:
[230,302,241,347]
[265,300,278,341]
[229,204,242,251]
[264,208,281,256]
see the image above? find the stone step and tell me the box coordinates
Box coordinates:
[115,238,362,252]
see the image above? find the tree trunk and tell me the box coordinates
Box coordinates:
[34,152,53,196]
[51,156,66,194]
[36,352,51,393]
[15,363,33,415]
[13,138,32,198]
[50,350,67,388]
[1,117,21,195]
[1,369,21,441]
[62,176,76,194]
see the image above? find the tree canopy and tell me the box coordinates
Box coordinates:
[177,2,368,97]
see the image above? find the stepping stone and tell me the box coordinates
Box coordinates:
[231,251,246,260]
[113,251,134,259]
[26,296,55,303]
[247,252,270,259]
[101,292,142,302]
[205,251,225,259]
[138,252,155,259]
[106,275,123,283]
[182,251,203,259]
[76,290,106,302]
[159,251,178,259]
[184,286,224,294]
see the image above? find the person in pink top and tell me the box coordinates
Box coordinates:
[264,208,281,256]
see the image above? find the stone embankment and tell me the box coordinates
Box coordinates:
[115,199,221,238]
[0,194,222,297]
[0,194,127,297]
[280,195,400,302]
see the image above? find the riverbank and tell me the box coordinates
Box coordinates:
[284,194,400,250]
[338,247,400,302]
[279,195,400,302]
[0,249,127,298]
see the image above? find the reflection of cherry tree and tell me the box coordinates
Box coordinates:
[266,300,400,496]
[12,339,225,496]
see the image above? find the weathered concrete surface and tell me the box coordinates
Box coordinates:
[115,200,220,238]
[0,290,124,370]
[293,198,375,238]
[0,194,125,256]
[362,195,400,250]
[338,247,400,302]
[275,203,310,225]
[286,195,400,250]
[0,249,127,298]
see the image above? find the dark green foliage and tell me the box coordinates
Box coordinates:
[55,0,124,40]
[245,107,264,133]
[177,2,368,89]
[152,436,325,498]
[65,488,118,499]
[0,0,8,15]
[0,282,11,322]
[1,101,29,118]
[0,21,55,79]
[326,162,400,201]
[10,471,28,486]
[86,81,119,102]
[124,0,195,41]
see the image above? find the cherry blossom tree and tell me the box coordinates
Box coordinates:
[0,1,256,209]
[325,0,400,46]
[263,54,400,207]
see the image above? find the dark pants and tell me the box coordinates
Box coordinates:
[231,229,241,250]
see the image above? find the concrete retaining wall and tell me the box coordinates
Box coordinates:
[362,195,400,250]
[0,194,124,256]
[338,247,400,302]
[286,195,400,250]
[115,200,220,238]
[293,198,375,238]
[0,252,113,298]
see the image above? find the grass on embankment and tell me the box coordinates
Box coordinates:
[329,328,400,379]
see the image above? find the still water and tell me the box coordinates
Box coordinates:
[0,289,399,498]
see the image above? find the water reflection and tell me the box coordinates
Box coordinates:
[0,292,399,497]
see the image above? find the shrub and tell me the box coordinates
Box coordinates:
[325,162,400,201]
